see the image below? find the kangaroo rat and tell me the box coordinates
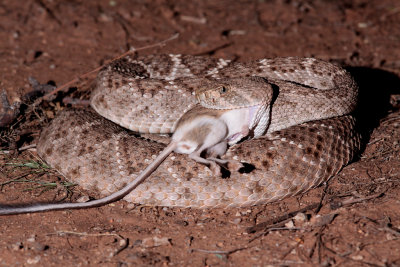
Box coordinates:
[0,77,273,215]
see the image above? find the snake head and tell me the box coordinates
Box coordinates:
[195,77,273,110]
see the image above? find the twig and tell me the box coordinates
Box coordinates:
[190,245,252,256]
[379,226,400,237]
[313,182,329,214]
[42,33,179,101]
[62,97,90,106]
[0,174,32,187]
[319,237,380,267]
[246,202,320,233]
[180,15,207,24]
[280,243,300,260]
[330,192,385,210]
[49,231,129,256]
[308,227,325,261]
[19,144,37,152]
[34,0,62,25]
[249,227,302,243]
[0,144,36,154]
[190,249,235,255]
[193,42,232,56]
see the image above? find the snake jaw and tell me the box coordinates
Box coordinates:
[218,104,266,145]
[249,100,271,138]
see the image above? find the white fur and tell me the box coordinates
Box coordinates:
[219,107,253,144]
[172,116,228,155]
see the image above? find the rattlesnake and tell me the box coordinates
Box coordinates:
[24,55,364,209]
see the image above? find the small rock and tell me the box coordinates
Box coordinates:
[119,239,127,247]
[231,218,242,224]
[27,236,36,243]
[11,242,23,250]
[126,203,136,209]
[285,220,295,229]
[76,195,90,203]
[294,212,307,223]
[351,255,364,260]
[141,236,171,248]
[26,256,41,265]
[29,241,48,251]
[216,242,224,248]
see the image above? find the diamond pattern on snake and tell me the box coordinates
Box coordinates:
[0,55,362,214]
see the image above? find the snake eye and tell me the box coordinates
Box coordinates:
[220,86,228,94]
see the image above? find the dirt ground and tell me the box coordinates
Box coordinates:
[1,0,400,266]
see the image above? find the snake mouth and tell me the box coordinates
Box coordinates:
[198,99,266,110]
[248,101,270,138]
[196,90,267,110]
[222,104,264,146]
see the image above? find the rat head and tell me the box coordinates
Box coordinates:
[195,77,274,110]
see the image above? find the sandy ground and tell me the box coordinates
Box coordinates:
[1,0,400,266]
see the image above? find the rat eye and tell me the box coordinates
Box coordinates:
[220,86,228,93]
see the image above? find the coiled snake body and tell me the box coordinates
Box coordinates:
[36,55,361,208]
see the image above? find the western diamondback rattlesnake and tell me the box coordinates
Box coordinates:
[36,55,361,208]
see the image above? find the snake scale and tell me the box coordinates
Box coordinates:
[36,54,361,208]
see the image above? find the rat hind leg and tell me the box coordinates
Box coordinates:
[188,152,222,176]
[205,141,243,171]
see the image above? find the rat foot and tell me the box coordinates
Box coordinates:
[207,157,244,172]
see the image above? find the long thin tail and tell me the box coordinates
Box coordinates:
[0,143,176,215]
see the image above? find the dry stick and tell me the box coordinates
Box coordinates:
[308,226,325,262]
[246,202,320,234]
[42,33,179,101]
[193,42,232,56]
[50,231,128,256]
[0,144,37,154]
[189,246,253,256]
[329,191,385,210]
